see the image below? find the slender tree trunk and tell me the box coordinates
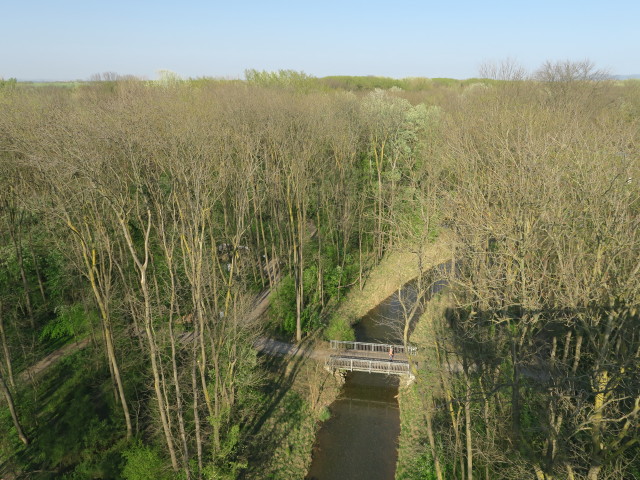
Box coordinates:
[163,235,190,478]
[142,281,179,470]
[192,308,203,478]
[586,465,601,480]
[286,182,303,342]
[572,334,583,374]
[297,201,305,340]
[8,215,34,327]
[66,217,133,439]
[0,303,15,389]
[119,212,179,471]
[511,336,521,444]
[375,142,385,259]
[0,371,28,445]
[103,321,132,438]
[28,230,46,302]
[424,398,444,480]
[464,362,473,480]
[358,223,363,291]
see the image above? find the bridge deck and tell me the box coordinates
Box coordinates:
[326,354,411,376]
[329,340,417,356]
[332,350,409,362]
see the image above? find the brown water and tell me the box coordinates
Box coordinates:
[306,262,453,480]
[306,292,406,480]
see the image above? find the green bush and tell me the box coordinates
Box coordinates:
[270,276,297,335]
[324,315,355,341]
[40,304,95,341]
[317,406,331,422]
[121,441,172,480]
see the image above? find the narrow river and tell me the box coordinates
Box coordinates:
[306,291,407,480]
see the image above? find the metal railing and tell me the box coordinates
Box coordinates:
[329,340,417,356]
[326,355,410,376]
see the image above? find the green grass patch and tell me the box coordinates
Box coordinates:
[324,314,356,341]
[1,345,129,479]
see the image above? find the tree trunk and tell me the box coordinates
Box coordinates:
[424,399,444,480]
[0,303,15,389]
[103,321,132,438]
[192,309,203,478]
[0,371,28,445]
[67,217,133,439]
[119,212,179,471]
[464,363,473,480]
[28,230,46,302]
[511,337,521,444]
[9,215,34,327]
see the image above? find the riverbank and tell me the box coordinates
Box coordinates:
[249,235,454,479]
[396,292,450,479]
[243,335,342,480]
[326,233,454,340]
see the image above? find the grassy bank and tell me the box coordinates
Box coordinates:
[325,232,454,340]
[243,340,341,480]
[0,344,130,479]
[396,293,451,480]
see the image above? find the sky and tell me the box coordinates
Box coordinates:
[2,0,638,81]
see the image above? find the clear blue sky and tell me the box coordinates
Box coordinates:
[2,0,638,81]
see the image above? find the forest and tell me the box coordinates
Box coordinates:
[0,61,639,479]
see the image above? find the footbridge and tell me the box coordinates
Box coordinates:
[325,340,416,381]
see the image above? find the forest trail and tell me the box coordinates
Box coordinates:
[254,336,329,361]
[19,337,91,382]
[18,235,451,383]
[16,285,279,382]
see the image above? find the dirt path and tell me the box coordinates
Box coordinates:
[18,235,451,383]
[254,336,328,361]
[19,337,91,382]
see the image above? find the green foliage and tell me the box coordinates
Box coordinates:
[122,441,172,480]
[270,275,297,335]
[0,406,24,466]
[317,406,331,422]
[204,424,248,480]
[0,77,17,89]
[317,75,493,92]
[247,390,318,480]
[244,69,319,92]
[397,450,438,480]
[40,304,94,341]
[40,247,71,304]
[321,75,407,91]
[324,314,355,341]
[60,431,127,479]
[155,69,183,86]
[1,347,131,478]
[271,264,355,336]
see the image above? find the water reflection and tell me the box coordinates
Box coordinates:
[306,371,400,480]
[306,295,403,480]
[307,261,452,479]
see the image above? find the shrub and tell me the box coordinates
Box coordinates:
[121,441,172,480]
[324,315,355,341]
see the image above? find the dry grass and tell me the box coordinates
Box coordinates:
[336,231,454,325]
[324,231,454,341]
